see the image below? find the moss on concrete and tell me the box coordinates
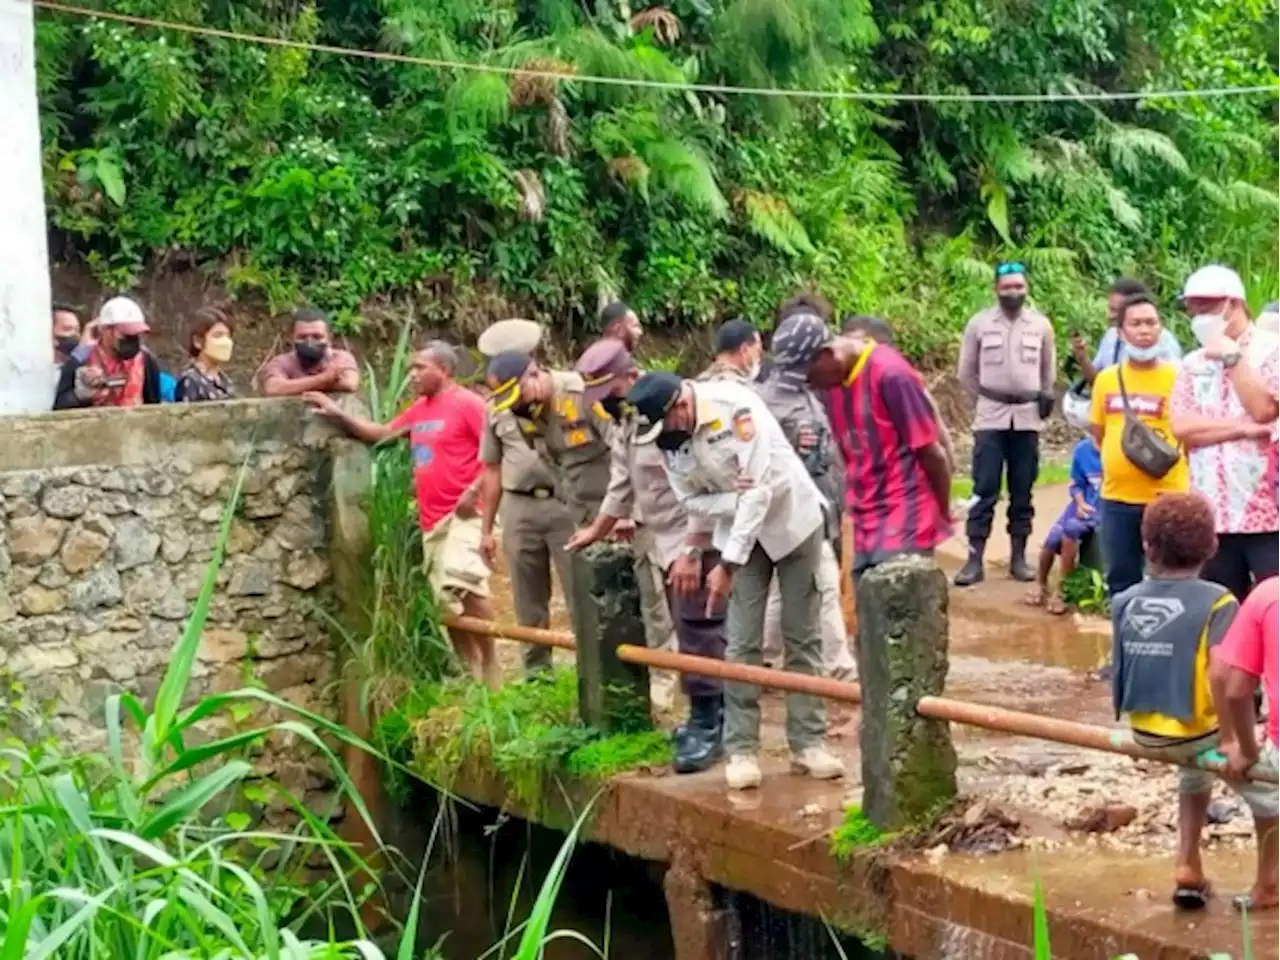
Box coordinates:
[375,667,671,809]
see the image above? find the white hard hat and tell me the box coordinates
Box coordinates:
[96,296,149,334]
[1182,265,1246,302]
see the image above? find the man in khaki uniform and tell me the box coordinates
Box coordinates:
[479,351,612,670]
[628,372,845,791]
[955,260,1056,586]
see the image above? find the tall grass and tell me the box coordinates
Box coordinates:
[0,457,407,959]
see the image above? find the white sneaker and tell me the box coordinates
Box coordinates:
[725,753,762,791]
[791,745,845,780]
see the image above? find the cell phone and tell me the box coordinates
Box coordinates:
[103,374,127,389]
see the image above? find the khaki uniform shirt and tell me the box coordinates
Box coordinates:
[599,417,689,570]
[662,380,824,567]
[696,359,754,385]
[539,372,612,517]
[481,407,558,495]
[957,305,1056,431]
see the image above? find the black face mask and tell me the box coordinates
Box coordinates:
[294,341,328,369]
[655,429,692,452]
[114,335,142,360]
[511,401,535,419]
[600,395,628,419]
[55,336,80,357]
[998,294,1026,315]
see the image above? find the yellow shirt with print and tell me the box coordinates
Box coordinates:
[1129,591,1237,740]
[1089,360,1188,504]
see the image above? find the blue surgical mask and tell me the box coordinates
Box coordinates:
[1126,343,1163,363]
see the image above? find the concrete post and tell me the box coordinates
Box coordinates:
[571,541,651,733]
[0,2,55,415]
[856,555,957,831]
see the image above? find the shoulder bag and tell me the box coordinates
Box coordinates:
[1116,362,1180,479]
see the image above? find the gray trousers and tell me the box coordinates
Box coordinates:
[634,524,676,652]
[500,492,575,670]
[724,528,826,755]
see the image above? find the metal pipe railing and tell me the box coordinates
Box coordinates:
[442,615,1278,785]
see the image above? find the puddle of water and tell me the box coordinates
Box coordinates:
[950,613,1109,672]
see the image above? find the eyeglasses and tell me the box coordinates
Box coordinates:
[995,261,1027,277]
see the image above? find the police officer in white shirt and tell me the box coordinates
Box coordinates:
[627,372,845,790]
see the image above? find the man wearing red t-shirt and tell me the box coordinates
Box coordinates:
[306,341,497,686]
[772,313,953,579]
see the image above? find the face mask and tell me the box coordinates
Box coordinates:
[600,395,628,419]
[1126,343,1162,363]
[203,337,234,363]
[55,336,80,357]
[655,429,692,452]
[511,401,535,419]
[998,294,1026,314]
[294,341,327,369]
[1191,313,1227,348]
[114,335,142,360]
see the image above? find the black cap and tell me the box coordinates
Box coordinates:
[626,372,682,426]
[487,351,533,412]
[714,317,759,355]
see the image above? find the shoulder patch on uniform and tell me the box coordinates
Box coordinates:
[732,408,755,442]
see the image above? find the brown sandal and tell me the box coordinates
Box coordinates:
[1023,586,1046,607]
[1046,594,1068,615]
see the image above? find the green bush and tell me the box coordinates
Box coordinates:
[35,1,1277,361]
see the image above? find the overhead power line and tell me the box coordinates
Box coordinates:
[32,0,1280,105]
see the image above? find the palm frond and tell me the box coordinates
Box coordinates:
[1104,125,1190,178]
[738,190,815,256]
[642,139,728,217]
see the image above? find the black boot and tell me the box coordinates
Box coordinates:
[673,695,723,774]
[1008,537,1034,582]
[953,543,986,587]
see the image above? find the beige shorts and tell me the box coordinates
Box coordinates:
[1133,730,1278,819]
[422,513,491,615]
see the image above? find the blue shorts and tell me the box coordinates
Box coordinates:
[1044,503,1097,554]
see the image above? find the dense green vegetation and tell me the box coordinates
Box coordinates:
[35,0,1278,359]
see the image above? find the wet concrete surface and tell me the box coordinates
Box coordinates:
[465,491,1276,958]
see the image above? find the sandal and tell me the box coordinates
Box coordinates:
[1232,888,1280,912]
[1023,586,1046,607]
[1046,593,1068,616]
[1172,881,1213,910]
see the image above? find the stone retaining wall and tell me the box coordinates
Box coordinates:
[0,399,370,813]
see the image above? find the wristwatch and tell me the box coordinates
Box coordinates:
[1222,349,1243,370]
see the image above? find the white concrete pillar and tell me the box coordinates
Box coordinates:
[0,1,55,415]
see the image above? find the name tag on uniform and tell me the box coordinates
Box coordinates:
[706,428,732,445]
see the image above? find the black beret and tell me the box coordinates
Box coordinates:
[626,372,682,426]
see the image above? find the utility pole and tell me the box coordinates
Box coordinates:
[0,1,54,415]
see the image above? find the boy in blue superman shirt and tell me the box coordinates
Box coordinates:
[1027,424,1102,614]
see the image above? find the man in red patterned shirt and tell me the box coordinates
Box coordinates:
[771,312,953,579]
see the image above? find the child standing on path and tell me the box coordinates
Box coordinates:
[1026,421,1102,614]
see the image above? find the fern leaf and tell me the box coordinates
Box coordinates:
[642,139,727,217]
[445,73,511,130]
[1226,180,1280,213]
[739,190,815,256]
[1104,125,1190,178]
[1104,185,1143,230]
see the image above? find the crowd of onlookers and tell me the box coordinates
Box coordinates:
[47,265,1278,910]
[49,296,359,410]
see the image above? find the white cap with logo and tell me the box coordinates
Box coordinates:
[95,296,150,335]
[1182,265,1246,302]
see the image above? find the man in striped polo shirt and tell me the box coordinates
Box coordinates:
[772,312,953,579]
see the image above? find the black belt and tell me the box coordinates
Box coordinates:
[508,486,554,499]
[978,386,1037,405]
